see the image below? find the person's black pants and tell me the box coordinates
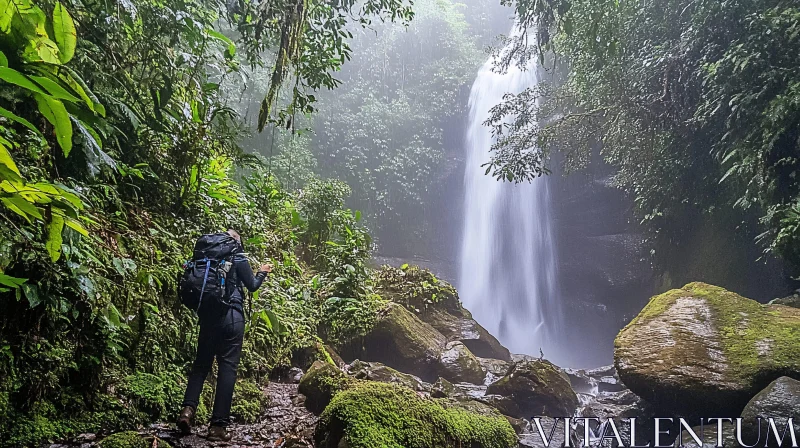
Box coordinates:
[182,307,245,427]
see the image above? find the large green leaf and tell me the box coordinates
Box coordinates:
[0,50,7,66]
[49,65,102,114]
[0,0,13,33]
[11,0,59,63]
[34,93,72,156]
[0,66,47,95]
[51,2,76,63]
[0,142,21,177]
[46,212,64,262]
[0,105,45,138]
[29,75,80,102]
[1,193,43,222]
[0,273,26,289]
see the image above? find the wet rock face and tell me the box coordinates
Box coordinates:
[485,360,579,419]
[615,282,800,417]
[373,265,512,361]
[423,306,512,361]
[438,341,487,384]
[740,377,800,446]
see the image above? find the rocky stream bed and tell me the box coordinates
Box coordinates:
[51,270,800,448]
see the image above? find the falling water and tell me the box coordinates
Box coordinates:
[458,30,564,364]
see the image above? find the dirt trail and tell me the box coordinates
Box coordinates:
[156,382,316,448]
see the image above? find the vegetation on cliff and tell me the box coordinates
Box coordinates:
[488,0,800,273]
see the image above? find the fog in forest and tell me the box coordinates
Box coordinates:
[223,0,795,368]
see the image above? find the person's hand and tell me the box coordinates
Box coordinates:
[259,263,273,274]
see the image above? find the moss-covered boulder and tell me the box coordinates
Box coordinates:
[615,282,800,416]
[375,265,512,361]
[314,381,517,448]
[348,359,428,391]
[438,341,486,384]
[485,360,578,418]
[298,360,351,414]
[338,302,447,381]
[99,431,172,448]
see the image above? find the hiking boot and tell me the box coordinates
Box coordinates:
[176,406,195,435]
[207,425,232,442]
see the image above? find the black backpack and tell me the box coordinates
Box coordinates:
[178,233,241,312]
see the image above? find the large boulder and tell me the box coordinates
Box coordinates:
[485,360,579,418]
[338,302,447,381]
[438,341,486,384]
[740,377,800,446]
[615,282,800,417]
[375,265,512,361]
[315,381,517,448]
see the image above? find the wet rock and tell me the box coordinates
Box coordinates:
[478,357,513,383]
[347,359,428,391]
[438,341,486,384]
[374,265,512,361]
[596,376,625,393]
[338,303,447,381]
[505,416,528,434]
[580,389,652,419]
[584,365,616,378]
[769,293,800,308]
[423,306,512,361]
[615,282,800,417]
[479,394,522,418]
[563,368,596,395]
[740,377,800,447]
[431,377,458,398]
[485,360,579,419]
[297,360,349,414]
[289,367,305,383]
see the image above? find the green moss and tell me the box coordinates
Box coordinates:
[298,360,352,414]
[375,265,460,314]
[618,282,800,384]
[3,401,75,447]
[316,382,517,448]
[230,379,268,423]
[98,431,172,448]
[121,371,183,422]
[99,431,148,448]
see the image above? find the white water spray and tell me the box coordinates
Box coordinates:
[458,29,564,363]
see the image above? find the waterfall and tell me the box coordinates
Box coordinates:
[458,31,564,364]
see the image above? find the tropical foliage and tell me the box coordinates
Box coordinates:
[0,0,410,444]
[486,0,800,270]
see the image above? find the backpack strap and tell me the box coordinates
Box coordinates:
[196,257,212,312]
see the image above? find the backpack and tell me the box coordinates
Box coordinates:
[178,233,241,312]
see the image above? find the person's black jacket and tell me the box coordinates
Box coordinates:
[226,253,267,310]
[198,250,266,322]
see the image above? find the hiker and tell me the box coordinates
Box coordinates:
[176,229,272,441]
